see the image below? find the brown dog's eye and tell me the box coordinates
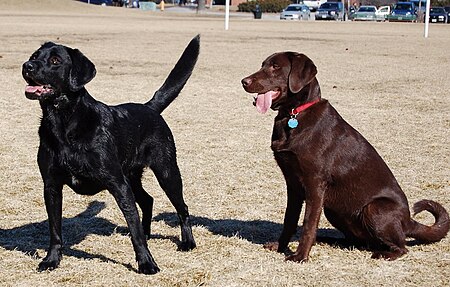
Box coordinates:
[272,63,280,70]
[50,56,61,65]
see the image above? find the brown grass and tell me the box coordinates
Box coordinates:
[0,1,449,286]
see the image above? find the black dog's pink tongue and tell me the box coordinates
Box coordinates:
[26,85,44,95]
[255,91,276,114]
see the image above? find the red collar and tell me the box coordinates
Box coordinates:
[289,99,320,116]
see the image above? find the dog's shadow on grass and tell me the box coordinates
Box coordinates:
[2,202,404,269]
[0,201,141,272]
[153,212,347,248]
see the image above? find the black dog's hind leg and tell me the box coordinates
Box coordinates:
[130,169,154,239]
[152,159,196,251]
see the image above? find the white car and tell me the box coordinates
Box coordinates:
[302,0,326,11]
[280,4,311,20]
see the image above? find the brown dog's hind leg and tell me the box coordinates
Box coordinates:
[363,199,409,260]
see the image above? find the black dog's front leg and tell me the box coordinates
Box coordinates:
[107,179,160,275]
[39,183,64,271]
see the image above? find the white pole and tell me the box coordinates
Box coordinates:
[424,0,431,37]
[225,0,230,30]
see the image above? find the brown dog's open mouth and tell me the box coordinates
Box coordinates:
[25,84,54,100]
[253,90,280,114]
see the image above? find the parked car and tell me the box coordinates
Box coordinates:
[303,0,326,12]
[280,4,311,20]
[77,0,113,5]
[386,2,417,22]
[315,2,345,21]
[352,5,378,21]
[429,7,448,23]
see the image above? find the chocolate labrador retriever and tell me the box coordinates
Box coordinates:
[241,52,449,262]
[22,35,200,274]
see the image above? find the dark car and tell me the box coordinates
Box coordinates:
[77,0,113,5]
[429,7,448,23]
[386,2,417,22]
[315,2,345,21]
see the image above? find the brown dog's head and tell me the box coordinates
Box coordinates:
[22,42,96,101]
[241,52,318,113]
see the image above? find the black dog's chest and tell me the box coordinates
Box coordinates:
[58,146,105,194]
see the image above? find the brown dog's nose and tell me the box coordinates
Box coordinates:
[241,77,252,87]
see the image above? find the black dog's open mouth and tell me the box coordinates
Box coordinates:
[25,82,54,100]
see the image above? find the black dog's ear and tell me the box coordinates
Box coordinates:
[67,47,96,92]
[288,53,317,94]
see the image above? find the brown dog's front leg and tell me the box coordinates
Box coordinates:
[264,181,304,253]
[286,190,324,262]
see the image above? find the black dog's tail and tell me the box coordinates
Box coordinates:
[146,35,200,114]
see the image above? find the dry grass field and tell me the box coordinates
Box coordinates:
[0,0,449,286]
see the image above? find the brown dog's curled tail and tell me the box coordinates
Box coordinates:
[407,200,450,243]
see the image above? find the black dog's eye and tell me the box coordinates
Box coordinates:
[49,56,61,65]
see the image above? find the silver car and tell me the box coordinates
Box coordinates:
[280,4,311,20]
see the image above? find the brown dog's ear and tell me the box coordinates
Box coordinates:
[67,48,96,92]
[288,53,317,94]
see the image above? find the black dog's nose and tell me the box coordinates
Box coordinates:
[23,61,35,72]
[241,77,252,87]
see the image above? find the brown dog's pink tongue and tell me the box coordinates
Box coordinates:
[255,91,275,114]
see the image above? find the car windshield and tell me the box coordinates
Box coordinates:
[395,3,413,10]
[286,6,303,11]
[358,6,376,12]
[320,3,338,9]
[430,7,445,13]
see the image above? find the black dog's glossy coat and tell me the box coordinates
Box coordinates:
[22,35,200,274]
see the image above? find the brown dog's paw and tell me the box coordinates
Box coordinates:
[371,249,407,261]
[285,253,308,263]
[263,242,279,251]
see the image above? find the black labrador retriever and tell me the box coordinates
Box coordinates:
[21,35,200,274]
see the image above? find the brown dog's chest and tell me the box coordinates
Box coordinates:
[270,116,306,152]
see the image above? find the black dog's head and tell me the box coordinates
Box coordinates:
[22,42,96,101]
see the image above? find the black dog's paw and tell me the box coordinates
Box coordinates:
[38,257,61,272]
[138,261,160,275]
[178,240,196,251]
[38,248,62,272]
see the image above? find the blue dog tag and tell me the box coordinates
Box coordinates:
[288,118,298,129]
